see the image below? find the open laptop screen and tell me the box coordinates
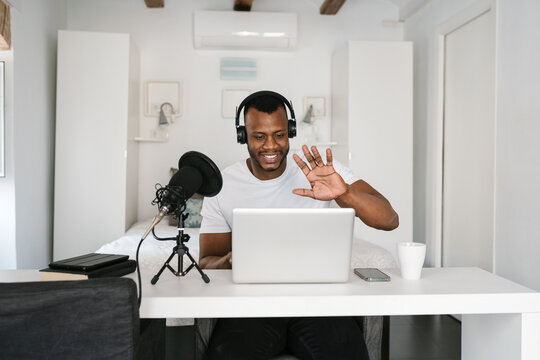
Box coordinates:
[232,208,355,284]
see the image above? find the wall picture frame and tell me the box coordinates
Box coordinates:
[144,80,183,118]
[304,96,327,118]
[222,88,251,119]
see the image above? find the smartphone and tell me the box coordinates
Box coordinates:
[354,268,391,282]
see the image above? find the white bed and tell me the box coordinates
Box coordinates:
[97,218,397,270]
[97,218,397,326]
[97,219,203,271]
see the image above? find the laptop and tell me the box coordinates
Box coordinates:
[232,208,355,283]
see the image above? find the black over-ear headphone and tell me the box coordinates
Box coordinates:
[235,90,297,144]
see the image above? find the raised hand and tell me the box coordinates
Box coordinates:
[292,145,348,201]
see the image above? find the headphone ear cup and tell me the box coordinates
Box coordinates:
[236,126,247,144]
[288,120,297,139]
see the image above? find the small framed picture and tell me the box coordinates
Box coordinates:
[144,80,183,117]
[222,88,252,118]
[304,96,327,118]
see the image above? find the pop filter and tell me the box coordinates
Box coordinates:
[178,151,223,197]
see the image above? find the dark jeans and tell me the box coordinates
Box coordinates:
[206,317,370,360]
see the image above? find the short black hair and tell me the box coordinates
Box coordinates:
[243,94,286,118]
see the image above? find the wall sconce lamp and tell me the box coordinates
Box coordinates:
[159,102,173,127]
[302,104,314,124]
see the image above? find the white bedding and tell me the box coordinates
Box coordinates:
[97,219,397,270]
[97,219,202,270]
[97,219,396,326]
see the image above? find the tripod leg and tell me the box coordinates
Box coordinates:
[151,249,177,285]
[185,250,210,283]
[177,247,185,274]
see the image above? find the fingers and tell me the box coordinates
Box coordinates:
[296,145,332,175]
[326,148,333,166]
[302,145,317,168]
[292,153,311,176]
[302,144,327,167]
[292,188,315,199]
[310,146,324,167]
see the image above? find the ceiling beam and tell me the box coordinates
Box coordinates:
[0,0,11,50]
[234,0,253,11]
[144,0,164,8]
[320,0,346,15]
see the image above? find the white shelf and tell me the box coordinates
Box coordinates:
[134,137,168,143]
[312,141,338,146]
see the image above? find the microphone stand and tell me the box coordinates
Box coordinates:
[151,209,210,285]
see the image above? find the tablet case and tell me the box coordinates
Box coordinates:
[49,253,129,271]
[40,260,137,281]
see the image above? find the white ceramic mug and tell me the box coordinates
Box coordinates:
[397,242,426,280]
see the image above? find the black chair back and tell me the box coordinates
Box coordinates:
[0,278,139,360]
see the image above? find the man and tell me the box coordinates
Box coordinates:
[199,91,398,359]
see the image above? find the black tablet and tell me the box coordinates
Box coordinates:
[49,253,129,271]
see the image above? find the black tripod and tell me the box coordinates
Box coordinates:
[151,210,210,285]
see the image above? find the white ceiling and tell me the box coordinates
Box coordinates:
[309,0,431,21]
[387,0,431,20]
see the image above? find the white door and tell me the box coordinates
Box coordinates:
[442,9,495,271]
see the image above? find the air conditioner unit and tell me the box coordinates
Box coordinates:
[193,11,297,51]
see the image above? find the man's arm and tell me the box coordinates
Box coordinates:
[335,180,398,231]
[199,232,232,269]
[292,145,399,231]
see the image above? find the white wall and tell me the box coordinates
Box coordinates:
[494,0,540,291]
[332,41,413,258]
[403,0,487,265]
[405,0,540,291]
[65,0,403,220]
[0,0,67,269]
[0,51,15,268]
[0,3,21,265]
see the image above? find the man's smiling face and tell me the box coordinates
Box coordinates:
[245,106,290,180]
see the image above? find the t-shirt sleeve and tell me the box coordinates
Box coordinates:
[199,195,231,233]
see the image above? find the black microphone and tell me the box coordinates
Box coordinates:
[141,151,223,240]
[168,166,203,200]
[142,168,201,240]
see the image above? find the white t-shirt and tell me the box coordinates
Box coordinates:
[200,149,359,233]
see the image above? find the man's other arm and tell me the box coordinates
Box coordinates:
[336,179,399,231]
[199,232,232,269]
[292,146,398,231]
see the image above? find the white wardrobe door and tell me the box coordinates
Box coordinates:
[54,31,130,260]
[442,9,495,271]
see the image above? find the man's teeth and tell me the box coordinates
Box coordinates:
[264,154,277,159]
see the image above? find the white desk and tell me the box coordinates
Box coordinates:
[2,267,540,360]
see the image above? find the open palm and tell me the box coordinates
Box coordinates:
[292,145,348,201]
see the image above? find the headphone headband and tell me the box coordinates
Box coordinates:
[235,90,296,127]
[234,90,297,144]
